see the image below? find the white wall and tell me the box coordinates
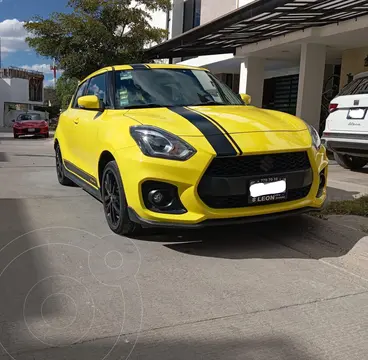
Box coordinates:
[201,0,237,25]
[0,77,44,127]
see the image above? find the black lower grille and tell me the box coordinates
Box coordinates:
[198,152,313,209]
[205,151,310,177]
[200,185,312,209]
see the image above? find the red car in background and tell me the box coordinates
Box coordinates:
[12,113,49,139]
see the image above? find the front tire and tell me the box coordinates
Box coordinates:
[14,134,19,139]
[334,153,368,170]
[101,161,141,236]
[55,145,75,186]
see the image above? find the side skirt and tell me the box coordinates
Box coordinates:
[63,166,102,202]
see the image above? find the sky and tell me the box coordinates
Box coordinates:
[0,0,167,87]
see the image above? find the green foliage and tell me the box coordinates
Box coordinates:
[56,74,79,110]
[25,0,171,80]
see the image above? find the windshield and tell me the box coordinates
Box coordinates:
[114,69,244,109]
[17,114,42,121]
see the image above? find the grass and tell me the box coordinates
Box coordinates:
[313,196,368,218]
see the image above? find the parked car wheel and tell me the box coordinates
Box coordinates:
[13,134,19,139]
[101,161,142,236]
[334,152,368,170]
[45,132,50,138]
[55,145,75,186]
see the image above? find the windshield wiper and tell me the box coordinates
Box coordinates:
[123,103,164,109]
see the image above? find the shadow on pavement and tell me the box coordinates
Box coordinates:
[0,199,62,356]
[134,214,364,261]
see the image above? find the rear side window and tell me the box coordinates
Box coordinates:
[339,76,368,96]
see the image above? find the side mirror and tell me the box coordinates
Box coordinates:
[239,93,251,105]
[77,95,105,111]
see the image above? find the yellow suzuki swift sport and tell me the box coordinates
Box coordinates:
[54,64,328,236]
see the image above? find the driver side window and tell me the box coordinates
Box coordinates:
[86,73,109,106]
[72,81,88,109]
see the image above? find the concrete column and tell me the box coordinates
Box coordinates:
[0,101,4,127]
[172,0,184,64]
[239,57,265,107]
[296,43,326,129]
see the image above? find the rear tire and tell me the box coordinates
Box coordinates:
[55,144,75,186]
[101,161,142,236]
[334,152,368,170]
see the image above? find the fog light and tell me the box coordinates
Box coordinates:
[142,181,187,214]
[148,190,173,208]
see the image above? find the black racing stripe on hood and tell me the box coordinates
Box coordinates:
[188,107,243,156]
[169,107,237,157]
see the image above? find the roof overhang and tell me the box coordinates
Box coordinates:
[145,0,368,60]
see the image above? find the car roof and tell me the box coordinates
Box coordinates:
[354,71,368,80]
[80,64,209,83]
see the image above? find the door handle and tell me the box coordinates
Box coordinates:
[74,118,79,124]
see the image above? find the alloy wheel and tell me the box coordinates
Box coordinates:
[103,170,121,227]
[56,147,64,180]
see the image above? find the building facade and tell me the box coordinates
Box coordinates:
[0,67,44,127]
[157,0,368,134]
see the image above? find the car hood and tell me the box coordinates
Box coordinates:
[125,105,307,136]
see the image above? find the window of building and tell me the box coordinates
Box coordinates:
[183,0,201,32]
[194,0,201,27]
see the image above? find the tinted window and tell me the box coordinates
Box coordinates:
[72,81,88,108]
[339,76,368,96]
[114,69,243,109]
[86,73,108,106]
[17,113,42,121]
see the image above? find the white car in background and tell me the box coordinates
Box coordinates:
[323,71,368,170]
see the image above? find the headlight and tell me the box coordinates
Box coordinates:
[130,126,196,161]
[307,124,321,150]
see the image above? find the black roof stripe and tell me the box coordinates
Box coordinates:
[130,64,150,70]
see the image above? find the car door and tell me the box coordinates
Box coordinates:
[72,71,110,183]
[60,80,89,167]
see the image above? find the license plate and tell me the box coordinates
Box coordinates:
[347,108,366,119]
[28,128,35,133]
[249,177,287,204]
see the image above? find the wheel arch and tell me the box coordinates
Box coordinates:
[98,150,116,187]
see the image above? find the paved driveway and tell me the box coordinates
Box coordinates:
[0,134,367,360]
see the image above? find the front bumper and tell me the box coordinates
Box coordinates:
[116,139,328,227]
[14,127,49,135]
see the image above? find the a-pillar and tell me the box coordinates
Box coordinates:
[296,43,326,130]
[239,57,265,107]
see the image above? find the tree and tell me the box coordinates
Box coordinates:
[44,87,60,107]
[25,0,171,80]
[55,74,79,110]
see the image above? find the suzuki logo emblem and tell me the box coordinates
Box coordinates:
[260,156,274,172]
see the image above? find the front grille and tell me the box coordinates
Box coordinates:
[198,152,312,209]
[205,151,310,177]
[200,185,312,209]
